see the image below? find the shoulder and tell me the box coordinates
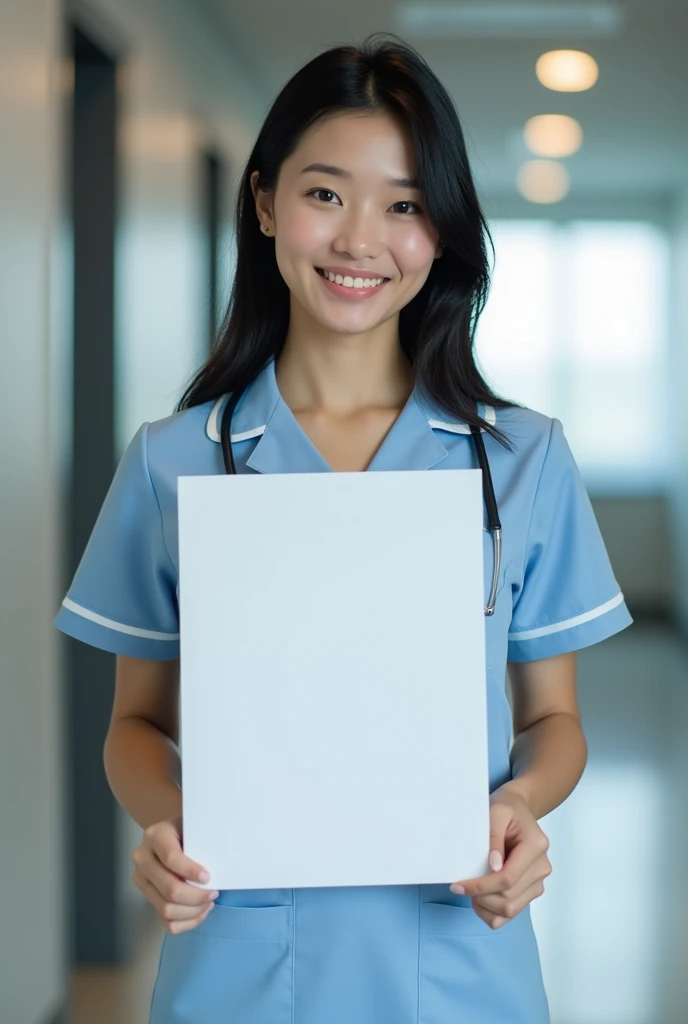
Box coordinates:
[490,403,580,508]
[491,402,561,462]
[492,401,554,439]
[146,399,216,446]
[113,401,222,495]
[138,400,220,475]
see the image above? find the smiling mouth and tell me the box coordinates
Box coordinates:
[315,267,390,289]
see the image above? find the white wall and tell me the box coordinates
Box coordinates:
[0,1,261,1020]
[0,2,66,1021]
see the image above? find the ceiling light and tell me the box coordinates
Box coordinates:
[536,50,599,91]
[395,3,625,39]
[523,114,583,158]
[517,160,570,203]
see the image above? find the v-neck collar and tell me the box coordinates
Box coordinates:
[205,356,492,474]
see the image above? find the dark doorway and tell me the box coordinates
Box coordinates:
[202,148,225,352]
[65,21,128,965]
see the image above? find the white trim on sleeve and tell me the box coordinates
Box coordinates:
[508,592,625,642]
[62,597,180,641]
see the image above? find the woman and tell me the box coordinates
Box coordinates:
[54,33,632,1024]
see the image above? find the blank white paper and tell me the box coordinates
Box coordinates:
[178,469,489,891]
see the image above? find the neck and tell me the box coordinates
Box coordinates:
[275,314,413,417]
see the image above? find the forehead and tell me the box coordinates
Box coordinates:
[282,111,418,179]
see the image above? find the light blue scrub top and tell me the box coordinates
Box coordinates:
[54,356,632,1024]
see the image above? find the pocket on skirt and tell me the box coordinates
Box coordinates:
[418,900,550,1024]
[149,903,293,1024]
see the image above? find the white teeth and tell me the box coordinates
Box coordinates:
[322,269,384,288]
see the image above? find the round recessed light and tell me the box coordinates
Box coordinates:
[524,114,583,158]
[536,50,599,92]
[517,160,570,204]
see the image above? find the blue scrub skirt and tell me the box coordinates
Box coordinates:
[149,883,550,1023]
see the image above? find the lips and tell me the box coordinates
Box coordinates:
[314,266,390,300]
[315,267,389,284]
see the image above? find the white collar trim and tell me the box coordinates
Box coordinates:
[428,405,496,434]
[206,396,267,443]
[206,394,496,443]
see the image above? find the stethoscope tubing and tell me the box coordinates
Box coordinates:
[221,389,502,616]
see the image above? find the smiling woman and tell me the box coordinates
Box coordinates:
[177,33,515,448]
[53,29,633,1024]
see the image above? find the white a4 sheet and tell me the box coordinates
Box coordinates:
[178,469,489,891]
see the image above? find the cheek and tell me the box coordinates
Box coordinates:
[394,228,438,277]
[275,205,329,259]
[273,207,326,296]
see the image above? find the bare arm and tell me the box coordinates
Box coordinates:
[106,655,218,929]
[503,652,588,820]
[103,654,182,830]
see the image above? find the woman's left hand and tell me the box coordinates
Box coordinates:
[449,784,552,930]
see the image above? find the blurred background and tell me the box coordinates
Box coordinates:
[1,1,687,1022]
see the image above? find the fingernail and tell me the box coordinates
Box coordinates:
[198,871,210,883]
[450,884,465,894]
[209,891,220,900]
[489,851,503,872]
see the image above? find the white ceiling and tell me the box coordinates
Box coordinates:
[197,0,688,214]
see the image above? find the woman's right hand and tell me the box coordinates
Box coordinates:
[131,814,220,934]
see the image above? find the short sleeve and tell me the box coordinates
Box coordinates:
[53,422,180,659]
[507,417,633,662]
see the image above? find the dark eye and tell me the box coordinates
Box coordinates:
[308,188,341,204]
[391,200,422,215]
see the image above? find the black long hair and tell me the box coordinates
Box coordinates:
[177,33,515,448]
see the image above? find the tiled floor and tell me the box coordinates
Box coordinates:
[69,910,164,1024]
[69,622,688,1024]
[530,623,688,1024]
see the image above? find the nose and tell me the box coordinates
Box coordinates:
[331,207,384,261]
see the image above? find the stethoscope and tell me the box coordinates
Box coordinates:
[220,387,502,616]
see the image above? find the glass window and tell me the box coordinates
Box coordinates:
[475,220,670,490]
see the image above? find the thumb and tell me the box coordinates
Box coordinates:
[489,848,503,872]
[488,799,511,872]
[488,821,506,872]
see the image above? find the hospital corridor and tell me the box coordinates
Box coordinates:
[2,1,687,1023]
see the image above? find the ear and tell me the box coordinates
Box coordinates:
[250,169,275,234]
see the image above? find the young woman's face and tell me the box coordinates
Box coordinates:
[252,111,443,336]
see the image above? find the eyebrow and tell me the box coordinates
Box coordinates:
[300,162,420,190]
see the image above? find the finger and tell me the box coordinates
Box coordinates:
[155,888,215,937]
[464,851,549,903]
[500,852,551,901]
[139,875,216,923]
[166,904,216,936]
[142,852,219,908]
[473,878,546,924]
[456,836,547,898]
[146,823,213,886]
[473,906,510,931]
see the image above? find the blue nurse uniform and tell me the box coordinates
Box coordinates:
[54,356,633,1023]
